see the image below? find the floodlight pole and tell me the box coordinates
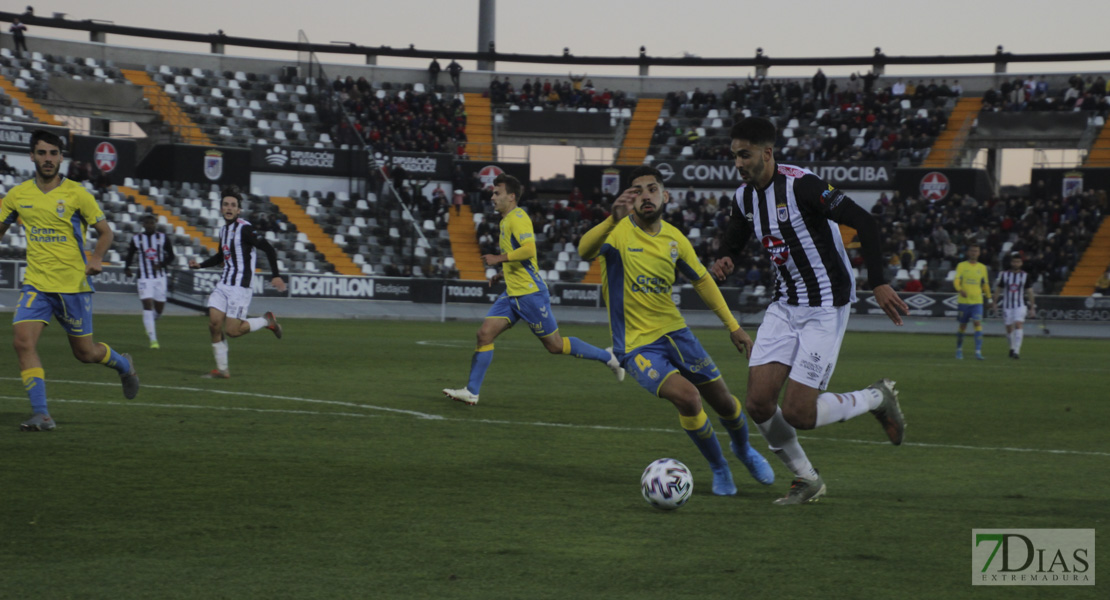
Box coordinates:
[477,0,495,71]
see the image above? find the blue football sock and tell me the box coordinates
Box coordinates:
[680,410,728,468]
[22,368,47,415]
[467,345,495,395]
[974,331,983,353]
[718,409,751,451]
[956,331,964,349]
[565,337,611,362]
[99,343,131,375]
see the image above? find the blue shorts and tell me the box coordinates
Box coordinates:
[485,291,558,338]
[12,285,95,336]
[621,328,722,396]
[957,303,983,324]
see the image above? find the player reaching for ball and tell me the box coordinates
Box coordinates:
[578,165,775,497]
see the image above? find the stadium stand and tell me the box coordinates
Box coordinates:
[648,77,953,167]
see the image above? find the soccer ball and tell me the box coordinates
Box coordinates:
[640,458,693,510]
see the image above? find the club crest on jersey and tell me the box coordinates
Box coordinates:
[669,241,679,263]
[55,199,66,219]
[776,201,788,222]
[762,235,790,265]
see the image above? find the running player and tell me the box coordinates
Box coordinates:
[442,173,624,406]
[954,243,993,360]
[994,252,1035,359]
[0,129,139,431]
[711,117,908,505]
[188,186,286,378]
[124,213,174,348]
[578,166,774,496]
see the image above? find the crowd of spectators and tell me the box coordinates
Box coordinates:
[325,76,470,157]
[652,71,955,166]
[487,74,631,111]
[869,184,1107,294]
[462,172,1106,297]
[982,74,1110,114]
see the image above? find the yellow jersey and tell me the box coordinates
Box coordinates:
[597,216,706,353]
[954,261,991,305]
[499,206,546,297]
[1,178,106,293]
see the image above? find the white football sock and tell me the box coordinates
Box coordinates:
[755,407,818,480]
[1013,329,1023,353]
[142,310,157,341]
[814,389,880,427]
[246,317,268,332]
[213,340,229,371]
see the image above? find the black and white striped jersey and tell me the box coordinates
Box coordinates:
[125,230,174,280]
[725,164,858,307]
[996,270,1031,309]
[198,218,280,288]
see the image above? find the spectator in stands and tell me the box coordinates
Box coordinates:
[812,69,827,101]
[428,58,441,89]
[67,160,86,183]
[0,155,14,176]
[447,60,462,92]
[9,18,28,58]
[87,162,110,194]
[1095,267,1110,295]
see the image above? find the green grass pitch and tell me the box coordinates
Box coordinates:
[0,314,1106,599]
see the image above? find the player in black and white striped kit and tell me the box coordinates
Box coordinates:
[124,213,175,348]
[993,252,1036,359]
[188,186,287,378]
[711,117,910,505]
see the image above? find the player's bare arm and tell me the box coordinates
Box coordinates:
[271,276,287,293]
[85,219,113,276]
[729,326,754,357]
[482,253,506,266]
[872,283,909,326]
[710,256,735,281]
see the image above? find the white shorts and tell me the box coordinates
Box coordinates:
[749,302,850,391]
[1003,306,1028,326]
[207,283,253,320]
[137,277,167,302]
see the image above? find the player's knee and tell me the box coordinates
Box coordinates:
[72,345,101,363]
[744,395,776,423]
[543,338,563,354]
[781,403,815,430]
[12,335,34,355]
[670,391,702,415]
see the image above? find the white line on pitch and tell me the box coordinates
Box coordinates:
[5,378,1107,459]
[0,395,375,419]
[0,377,444,420]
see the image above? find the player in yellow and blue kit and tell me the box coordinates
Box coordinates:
[442,173,624,406]
[578,166,774,496]
[953,243,994,360]
[0,130,139,431]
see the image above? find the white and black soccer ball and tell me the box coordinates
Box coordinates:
[640,458,693,510]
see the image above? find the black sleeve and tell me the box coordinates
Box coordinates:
[124,237,136,267]
[162,234,175,264]
[796,174,887,288]
[198,252,223,269]
[248,227,281,279]
[721,190,753,264]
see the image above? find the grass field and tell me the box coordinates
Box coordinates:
[0,314,1106,599]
